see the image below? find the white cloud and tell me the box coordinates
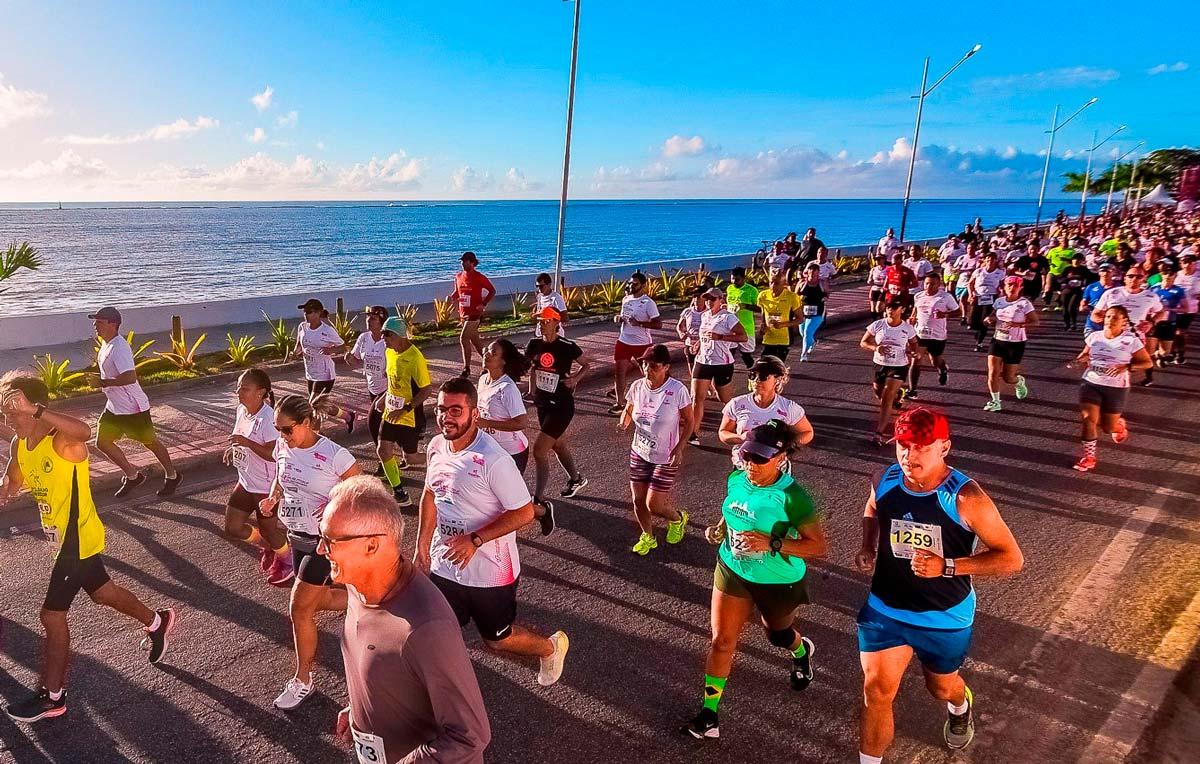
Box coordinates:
[1147,61,1188,75]
[337,152,423,190]
[975,66,1119,92]
[207,153,329,188]
[451,165,492,192]
[0,73,51,127]
[251,85,274,112]
[315,141,326,151]
[662,134,707,158]
[57,116,219,146]
[503,167,530,191]
[247,127,267,144]
[0,150,109,180]
[276,110,298,128]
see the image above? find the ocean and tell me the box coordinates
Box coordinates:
[0,198,1105,317]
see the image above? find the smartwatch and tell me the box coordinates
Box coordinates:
[942,557,957,577]
[470,533,483,549]
[769,536,784,556]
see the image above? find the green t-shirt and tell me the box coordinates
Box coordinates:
[1147,273,1163,287]
[1100,239,1119,257]
[718,470,817,585]
[1047,246,1075,276]
[726,282,759,336]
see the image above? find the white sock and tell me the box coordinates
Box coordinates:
[147,612,161,632]
[948,698,969,715]
[860,754,883,764]
[48,688,64,701]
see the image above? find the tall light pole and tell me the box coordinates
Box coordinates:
[553,0,582,291]
[1034,97,1096,230]
[1079,124,1126,222]
[899,43,982,242]
[1105,140,1144,212]
[1130,154,1143,212]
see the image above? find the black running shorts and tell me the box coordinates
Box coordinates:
[431,573,519,642]
[989,339,1026,365]
[693,362,735,387]
[44,554,111,612]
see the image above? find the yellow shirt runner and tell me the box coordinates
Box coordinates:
[17,432,105,559]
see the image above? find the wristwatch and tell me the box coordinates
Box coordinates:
[942,558,957,577]
[769,535,784,556]
[470,533,483,548]
[33,404,46,419]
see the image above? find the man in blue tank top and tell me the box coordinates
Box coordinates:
[854,408,1023,764]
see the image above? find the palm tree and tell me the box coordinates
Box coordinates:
[1061,147,1200,193]
[0,242,42,294]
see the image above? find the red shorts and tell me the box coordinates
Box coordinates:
[615,341,651,362]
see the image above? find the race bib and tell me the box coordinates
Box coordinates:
[37,501,58,546]
[917,325,934,338]
[880,344,904,364]
[385,392,406,412]
[728,530,764,561]
[632,425,656,462]
[888,519,943,560]
[459,293,471,308]
[352,727,387,764]
[977,294,994,306]
[887,284,901,295]
[535,370,560,393]
[364,355,384,378]
[231,446,249,468]
[436,514,468,540]
[1067,278,1083,288]
[278,500,306,530]
[803,305,819,317]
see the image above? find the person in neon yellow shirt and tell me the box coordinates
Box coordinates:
[726,267,760,368]
[756,269,802,361]
[376,317,433,508]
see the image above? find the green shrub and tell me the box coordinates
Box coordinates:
[31,354,85,399]
[225,334,258,366]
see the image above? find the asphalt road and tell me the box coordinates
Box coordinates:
[2,314,1198,763]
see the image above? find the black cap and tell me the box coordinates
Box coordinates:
[751,355,787,377]
[87,306,122,323]
[637,344,672,365]
[297,298,325,312]
[461,251,478,263]
[739,420,790,461]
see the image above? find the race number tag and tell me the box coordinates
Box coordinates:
[887,284,901,295]
[728,530,764,561]
[535,370,560,393]
[38,502,58,546]
[888,519,943,560]
[879,344,905,365]
[1067,278,1083,288]
[977,294,995,306]
[385,392,406,412]
[803,305,819,317]
[278,501,305,530]
[632,426,656,462]
[364,355,384,378]
[459,293,471,308]
[352,727,387,764]
[231,446,249,468]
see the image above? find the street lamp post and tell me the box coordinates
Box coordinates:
[899,43,982,242]
[553,0,582,292]
[1105,141,1145,212]
[1080,123,1123,221]
[1130,155,1143,212]
[1034,98,1096,230]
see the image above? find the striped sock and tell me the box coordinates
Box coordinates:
[1082,439,1097,459]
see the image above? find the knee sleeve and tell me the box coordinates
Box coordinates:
[767,626,796,649]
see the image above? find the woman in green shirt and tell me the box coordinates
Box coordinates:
[681,420,828,740]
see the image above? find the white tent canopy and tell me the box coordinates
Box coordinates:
[1139,184,1175,206]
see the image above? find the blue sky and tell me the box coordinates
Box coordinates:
[0,0,1195,201]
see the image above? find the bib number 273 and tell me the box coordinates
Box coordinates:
[352,728,387,764]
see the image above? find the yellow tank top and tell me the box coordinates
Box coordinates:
[17,431,105,559]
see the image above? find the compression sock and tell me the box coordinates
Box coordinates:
[1082,439,1097,459]
[702,675,727,713]
[860,755,883,764]
[381,457,402,489]
[792,639,807,659]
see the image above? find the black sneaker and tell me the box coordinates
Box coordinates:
[974,343,984,353]
[607,403,625,415]
[944,686,975,750]
[790,636,816,691]
[5,687,66,723]
[892,395,904,411]
[394,488,413,508]
[687,434,701,446]
[458,367,471,378]
[680,708,719,739]
[374,463,385,477]
[114,471,146,498]
[938,368,949,386]
[142,608,176,665]
[156,473,183,497]
[346,411,357,434]
[604,389,616,399]
[905,388,920,400]
[560,476,588,498]
[538,500,556,536]
[1138,377,1154,387]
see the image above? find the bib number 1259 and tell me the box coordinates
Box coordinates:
[888,519,943,560]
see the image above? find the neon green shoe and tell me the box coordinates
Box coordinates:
[1014,375,1029,400]
[632,532,658,556]
[666,510,689,544]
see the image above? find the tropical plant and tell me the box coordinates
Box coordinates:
[657,267,688,300]
[509,292,531,319]
[31,354,86,399]
[262,310,292,359]
[93,331,155,369]
[595,276,625,307]
[156,329,207,371]
[562,286,588,312]
[330,309,357,345]
[0,241,42,294]
[394,303,419,326]
[1061,147,1200,193]
[745,267,770,288]
[225,334,258,366]
[432,297,457,329]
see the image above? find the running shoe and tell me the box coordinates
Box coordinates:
[687,434,701,447]
[906,388,920,400]
[141,608,176,665]
[538,500,556,537]
[273,677,314,710]
[944,685,975,750]
[4,688,66,723]
[666,510,689,544]
[561,476,588,498]
[374,463,385,477]
[974,343,984,353]
[607,403,624,416]
[892,395,904,411]
[790,636,816,691]
[394,488,413,508]
[537,631,569,687]
[982,399,1002,412]
[799,353,810,362]
[1111,418,1129,444]
[1138,377,1153,387]
[680,708,720,739]
[396,455,409,470]
[259,546,275,573]
[960,318,968,326]
[346,411,357,434]
[266,555,295,587]
[632,532,658,556]
[938,368,949,386]
[156,473,183,497]
[1073,455,1097,472]
[1173,355,1185,366]
[604,388,616,399]
[114,471,146,498]
[1014,375,1029,400]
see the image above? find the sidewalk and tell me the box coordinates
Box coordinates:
[1,282,871,507]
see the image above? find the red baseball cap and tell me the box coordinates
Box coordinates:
[536,306,562,321]
[890,407,951,446]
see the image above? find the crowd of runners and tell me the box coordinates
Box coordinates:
[1,203,1197,763]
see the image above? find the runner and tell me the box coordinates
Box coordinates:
[1,374,176,723]
[293,299,356,433]
[1066,306,1153,472]
[718,355,814,471]
[937,234,965,271]
[878,228,902,259]
[88,306,182,498]
[1045,235,1076,309]
[258,394,362,710]
[902,244,933,296]
[950,242,980,326]
[1150,265,1187,367]
[221,368,292,586]
[689,289,748,446]
[417,377,570,686]
[1090,266,1164,387]
[855,408,1024,762]
[530,272,568,397]
[1174,254,1199,364]
[1013,242,1050,304]
[757,268,802,361]
[797,263,828,362]
[676,287,707,377]
[343,305,389,467]
[861,300,918,446]
[449,251,496,378]
[867,254,888,318]
[611,271,663,414]
[906,272,960,399]
[618,344,692,555]
[525,306,591,508]
[681,420,827,740]
[969,252,1005,352]
[1081,263,1117,337]
[882,252,918,314]
[376,317,432,507]
[1057,254,1093,331]
[815,247,837,293]
[726,266,760,369]
[983,277,1038,412]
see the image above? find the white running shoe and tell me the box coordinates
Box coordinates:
[538,631,570,686]
[273,677,314,710]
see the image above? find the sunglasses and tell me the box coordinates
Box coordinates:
[317,532,385,549]
[741,449,777,465]
[277,422,304,436]
[751,370,779,381]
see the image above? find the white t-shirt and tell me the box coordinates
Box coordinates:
[1083,332,1145,388]
[273,435,357,536]
[867,319,917,366]
[972,268,1005,305]
[534,290,567,338]
[952,255,979,288]
[1175,270,1200,313]
[350,332,388,396]
[697,309,743,365]
[97,335,151,415]
[297,322,343,382]
[878,236,901,256]
[626,377,692,464]
[868,265,887,288]
[679,306,703,352]
[913,290,961,341]
[767,252,790,272]
[818,261,837,284]
[992,297,1036,343]
[903,258,933,292]
[617,294,660,346]
[939,242,965,265]
[232,403,279,494]
[477,373,529,455]
[425,430,531,588]
[1095,287,1164,326]
[723,393,805,468]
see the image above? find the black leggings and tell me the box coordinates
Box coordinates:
[970,304,994,344]
[1061,290,1083,328]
